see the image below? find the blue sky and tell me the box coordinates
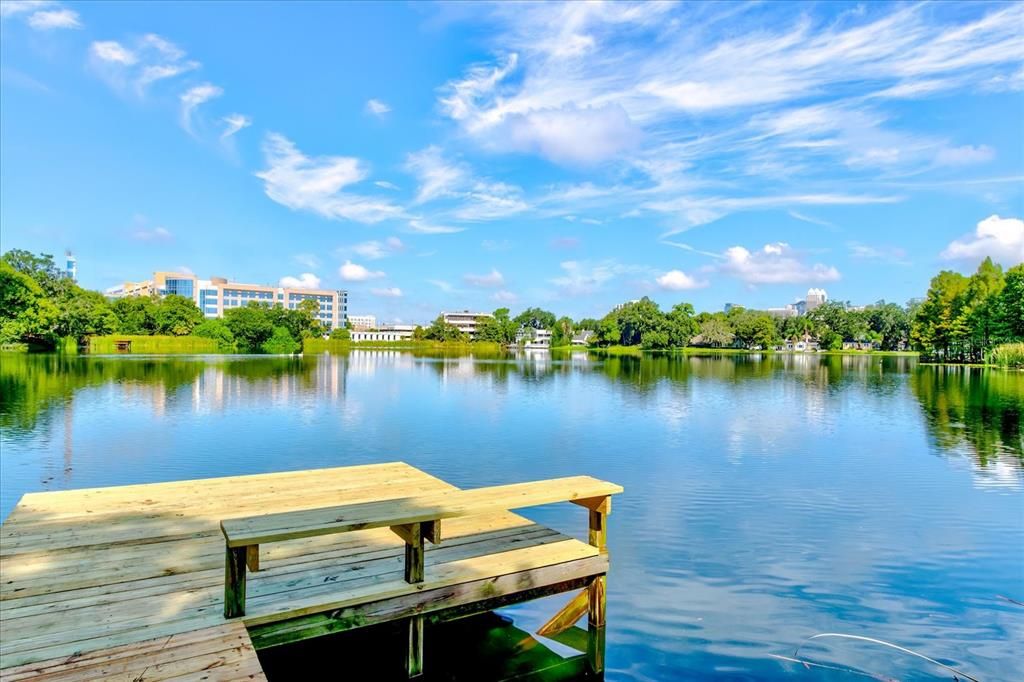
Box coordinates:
[1,1,1022,323]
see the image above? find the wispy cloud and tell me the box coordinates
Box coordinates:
[406,219,464,234]
[464,268,504,288]
[847,242,911,266]
[89,34,200,96]
[365,98,391,116]
[256,133,404,224]
[131,226,173,242]
[427,279,463,294]
[349,237,404,260]
[26,7,79,29]
[179,83,222,135]
[404,145,529,221]
[371,286,403,297]
[220,113,251,139]
[550,260,647,296]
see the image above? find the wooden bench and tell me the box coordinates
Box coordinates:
[221,475,622,677]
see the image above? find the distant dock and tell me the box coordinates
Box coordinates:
[0,463,619,680]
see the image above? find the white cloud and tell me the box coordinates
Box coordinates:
[350,237,404,260]
[89,35,199,96]
[718,243,841,285]
[132,226,173,242]
[365,99,391,116]
[493,290,518,303]
[293,253,320,269]
[1,1,52,18]
[406,219,464,234]
[847,242,910,265]
[656,270,707,291]
[90,40,136,66]
[464,269,504,288]
[371,287,403,297]
[935,144,995,166]
[27,8,79,29]
[179,83,222,134]
[427,279,462,294]
[482,239,512,251]
[550,260,645,296]
[279,273,321,289]
[256,133,404,224]
[941,215,1024,265]
[405,146,467,204]
[339,260,385,282]
[375,180,399,190]
[220,113,251,139]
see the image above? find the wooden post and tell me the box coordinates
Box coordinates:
[246,545,260,573]
[403,522,425,677]
[586,499,608,678]
[224,546,247,618]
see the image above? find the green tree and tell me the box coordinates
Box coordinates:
[866,301,910,350]
[57,289,117,339]
[111,296,159,334]
[665,303,698,347]
[0,261,58,346]
[422,315,468,342]
[194,319,236,351]
[154,295,204,336]
[261,325,301,354]
[224,303,275,352]
[514,307,557,330]
[476,308,517,344]
[696,316,734,348]
[551,316,575,347]
[964,257,1005,355]
[330,326,351,341]
[911,270,971,361]
[1,249,73,298]
[994,264,1024,341]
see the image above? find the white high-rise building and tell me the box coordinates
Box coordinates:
[348,315,377,331]
[805,288,828,311]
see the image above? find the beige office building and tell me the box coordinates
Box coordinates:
[442,311,493,339]
[106,272,348,330]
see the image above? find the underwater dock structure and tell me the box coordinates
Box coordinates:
[0,462,621,680]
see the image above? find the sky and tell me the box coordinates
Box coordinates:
[1,1,1022,323]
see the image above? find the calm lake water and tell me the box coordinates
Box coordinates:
[1,351,1022,680]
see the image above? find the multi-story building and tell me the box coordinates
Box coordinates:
[64,251,77,282]
[442,311,493,339]
[348,315,377,331]
[805,288,828,311]
[106,271,348,330]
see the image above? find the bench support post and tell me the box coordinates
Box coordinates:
[402,522,425,677]
[585,499,609,678]
[224,546,247,618]
[246,545,260,572]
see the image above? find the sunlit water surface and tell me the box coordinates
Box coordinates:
[1,351,1021,680]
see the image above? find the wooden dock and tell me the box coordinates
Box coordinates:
[1,462,620,680]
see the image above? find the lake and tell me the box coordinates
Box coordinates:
[1,351,1021,680]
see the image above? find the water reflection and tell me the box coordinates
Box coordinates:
[1,350,1022,680]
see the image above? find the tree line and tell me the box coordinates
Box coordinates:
[2,248,1020,363]
[1,250,325,353]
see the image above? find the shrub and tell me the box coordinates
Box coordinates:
[988,342,1024,368]
[193,319,236,352]
[261,326,300,354]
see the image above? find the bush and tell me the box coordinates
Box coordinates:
[261,326,300,354]
[988,342,1024,368]
[330,326,350,341]
[193,319,236,352]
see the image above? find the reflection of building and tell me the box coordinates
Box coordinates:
[442,311,493,339]
[348,315,377,331]
[106,272,348,330]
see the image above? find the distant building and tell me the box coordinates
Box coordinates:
[613,299,641,312]
[442,311,493,339]
[106,271,348,330]
[64,251,77,282]
[348,315,377,331]
[766,306,798,318]
[516,327,552,347]
[724,303,737,313]
[805,288,828,311]
[351,328,413,342]
[572,330,595,346]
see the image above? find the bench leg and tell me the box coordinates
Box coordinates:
[224,546,247,618]
[587,575,606,678]
[407,615,424,678]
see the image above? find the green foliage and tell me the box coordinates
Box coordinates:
[329,326,351,341]
[193,319,237,351]
[224,303,276,352]
[421,315,469,342]
[153,294,204,336]
[911,258,1022,363]
[475,308,518,344]
[695,316,734,348]
[111,296,158,334]
[86,335,220,354]
[988,342,1024,369]
[514,307,556,330]
[261,325,301,354]
[1,249,73,298]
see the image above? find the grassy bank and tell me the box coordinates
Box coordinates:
[86,335,221,354]
[304,339,506,354]
[987,343,1024,369]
